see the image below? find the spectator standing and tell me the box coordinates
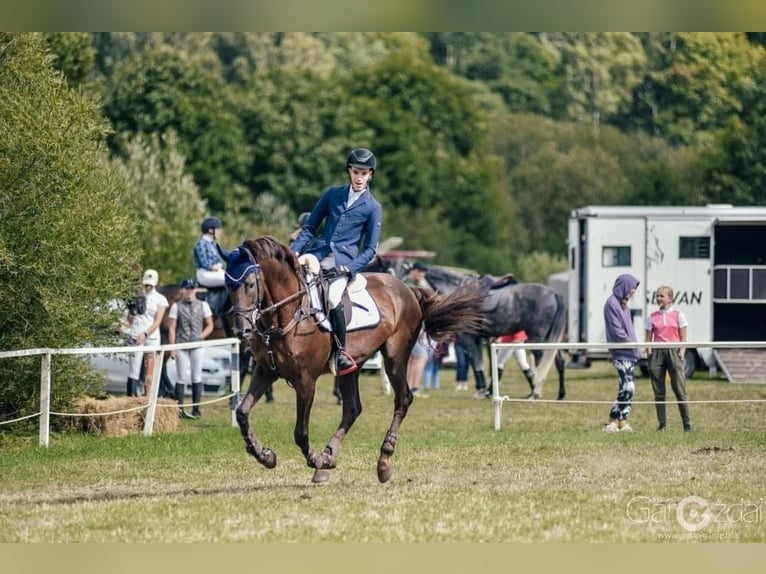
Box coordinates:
[603,273,640,432]
[454,335,471,391]
[125,269,168,397]
[644,285,692,432]
[423,338,450,392]
[167,278,214,419]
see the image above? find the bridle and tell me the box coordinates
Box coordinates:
[226,257,311,370]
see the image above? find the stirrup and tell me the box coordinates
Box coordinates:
[336,350,357,376]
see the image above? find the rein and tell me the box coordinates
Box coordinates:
[233,264,312,370]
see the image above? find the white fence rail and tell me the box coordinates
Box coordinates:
[489,340,766,431]
[0,338,241,446]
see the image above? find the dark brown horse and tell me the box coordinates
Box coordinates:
[224,236,487,484]
[156,284,263,402]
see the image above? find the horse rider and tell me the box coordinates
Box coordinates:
[193,216,231,318]
[291,147,383,376]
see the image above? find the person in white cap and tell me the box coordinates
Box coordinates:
[125,269,169,397]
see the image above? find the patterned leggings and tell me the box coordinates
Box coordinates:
[609,359,636,421]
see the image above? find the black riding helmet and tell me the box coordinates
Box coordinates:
[346,148,376,172]
[201,216,222,233]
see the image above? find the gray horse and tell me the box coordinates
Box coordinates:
[425,266,567,400]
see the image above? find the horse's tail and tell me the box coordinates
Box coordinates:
[413,284,487,343]
[531,293,567,395]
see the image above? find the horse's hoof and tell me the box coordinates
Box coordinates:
[312,469,332,484]
[377,459,392,483]
[557,394,566,401]
[259,448,277,469]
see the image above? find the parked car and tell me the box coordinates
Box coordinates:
[361,350,383,371]
[88,343,232,396]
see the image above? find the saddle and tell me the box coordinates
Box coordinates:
[298,254,381,332]
[479,273,518,290]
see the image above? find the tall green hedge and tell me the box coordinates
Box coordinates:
[0,33,140,426]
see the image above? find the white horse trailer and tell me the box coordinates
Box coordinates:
[567,205,766,379]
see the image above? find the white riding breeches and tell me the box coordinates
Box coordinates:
[320,255,348,308]
[176,347,204,384]
[196,268,225,288]
[497,347,531,372]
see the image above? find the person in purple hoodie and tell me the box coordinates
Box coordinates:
[603,273,641,433]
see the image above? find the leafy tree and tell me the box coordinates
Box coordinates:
[345,51,520,272]
[495,113,699,256]
[239,69,369,215]
[110,131,208,283]
[697,50,766,205]
[543,32,646,131]
[103,46,250,213]
[427,32,558,115]
[0,33,139,424]
[44,32,94,86]
[627,33,760,146]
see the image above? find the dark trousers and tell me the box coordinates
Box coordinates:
[648,348,690,429]
[455,343,470,382]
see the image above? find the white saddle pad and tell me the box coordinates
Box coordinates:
[304,271,381,331]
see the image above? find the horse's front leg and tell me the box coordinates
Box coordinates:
[311,372,363,483]
[289,377,325,480]
[237,362,279,469]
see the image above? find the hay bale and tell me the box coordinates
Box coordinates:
[74,396,178,437]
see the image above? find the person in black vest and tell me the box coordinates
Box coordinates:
[167,278,214,419]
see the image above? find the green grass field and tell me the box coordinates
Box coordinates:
[1,361,765,542]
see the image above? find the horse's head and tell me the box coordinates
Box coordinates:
[224,245,262,339]
[425,265,478,294]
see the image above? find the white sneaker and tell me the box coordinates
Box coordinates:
[618,422,633,432]
[603,421,619,433]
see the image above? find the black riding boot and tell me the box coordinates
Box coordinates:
[329,306,357,375]
[126,378,138,397]
[191,382,203,418]
[523,368,536,391]
[176,383,196,419]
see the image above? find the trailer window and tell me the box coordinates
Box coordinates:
[679,236,710,259]
[602,246,631,267]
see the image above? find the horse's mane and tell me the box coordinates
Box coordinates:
[243,236,299,271]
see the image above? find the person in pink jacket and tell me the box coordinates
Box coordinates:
[644,285,691,432]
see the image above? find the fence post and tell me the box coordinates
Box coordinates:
[142,349,164,436]
[39,351,52,447]
[230,340,240,428]
[490,344,502,431]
